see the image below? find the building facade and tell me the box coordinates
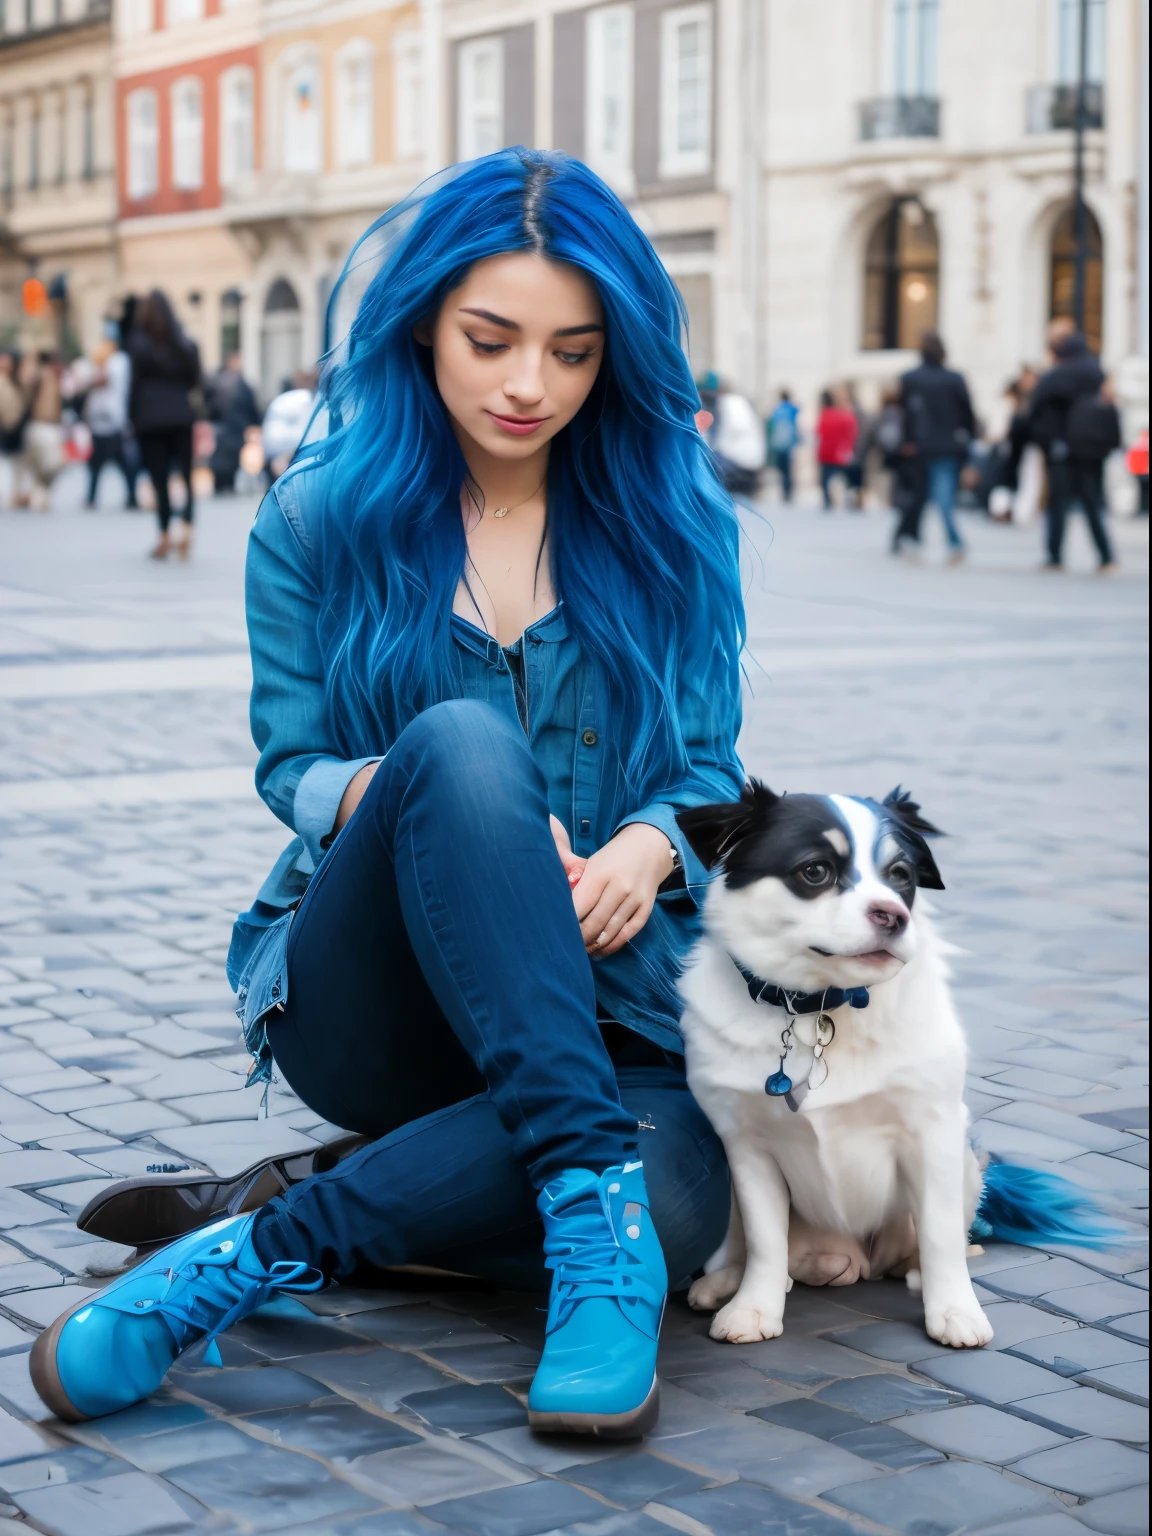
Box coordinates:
[430,0,761,382]
[757,0,1148,422]
[0,0,116,355]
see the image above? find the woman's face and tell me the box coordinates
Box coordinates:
[426,252,605,462]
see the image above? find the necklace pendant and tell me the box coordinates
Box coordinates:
[808,1055,829,1089]
[765,1070,792,1096]
[493,506,509,518]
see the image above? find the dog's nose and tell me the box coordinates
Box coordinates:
[868,901,909,936]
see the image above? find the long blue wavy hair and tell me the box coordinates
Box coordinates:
[295,147,744,799]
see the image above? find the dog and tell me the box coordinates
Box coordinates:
[675,782,995,1350]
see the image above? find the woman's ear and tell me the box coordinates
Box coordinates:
[412,317,433,348]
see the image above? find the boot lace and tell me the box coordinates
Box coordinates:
[542,1183,662,1331]
[154,1237,323,1353]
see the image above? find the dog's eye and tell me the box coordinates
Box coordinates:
[797,861,834,887]
[887,861,914,887]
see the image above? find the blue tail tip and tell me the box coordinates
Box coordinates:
[972,1158,1131,1252]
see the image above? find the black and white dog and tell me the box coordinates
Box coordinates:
[675,783,994,1350]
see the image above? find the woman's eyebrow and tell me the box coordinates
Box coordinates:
[459,307,518,330]
[555,323,605,337]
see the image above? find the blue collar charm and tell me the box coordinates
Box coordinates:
[733,959,868,1112]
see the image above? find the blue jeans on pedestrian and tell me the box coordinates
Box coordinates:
[927,456,964,550]
[251,700,729,1292]
[773,448,794,502]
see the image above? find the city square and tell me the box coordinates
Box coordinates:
[0,485,1145,1535]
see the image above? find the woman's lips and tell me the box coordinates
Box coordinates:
[486,411,549,437]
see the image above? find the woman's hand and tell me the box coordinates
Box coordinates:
[568,822,675,957]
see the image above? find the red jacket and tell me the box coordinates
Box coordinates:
[816,406,858,466]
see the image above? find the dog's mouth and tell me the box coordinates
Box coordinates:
[809,946,898,966]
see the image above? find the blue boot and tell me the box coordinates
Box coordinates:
[528,1161,667,1438]
[30,1214,322,1421]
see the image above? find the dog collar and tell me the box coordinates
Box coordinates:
[733,960,870,1015]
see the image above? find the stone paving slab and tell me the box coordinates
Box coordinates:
[0,495,1146,1534]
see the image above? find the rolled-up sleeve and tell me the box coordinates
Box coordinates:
[246,476,380,859]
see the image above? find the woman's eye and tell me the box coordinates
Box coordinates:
[798,862,833,887]
[465,334,506,355]
[556,350,592,366]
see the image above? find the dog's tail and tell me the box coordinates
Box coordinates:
[971,1158,1129,1251]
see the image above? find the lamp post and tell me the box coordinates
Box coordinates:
[1072,0,1090,333]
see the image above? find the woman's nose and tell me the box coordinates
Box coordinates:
[503,354,547,405]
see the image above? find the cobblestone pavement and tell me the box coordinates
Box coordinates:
[0,482,1147,1536]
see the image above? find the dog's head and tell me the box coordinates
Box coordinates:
[677,782,944,992]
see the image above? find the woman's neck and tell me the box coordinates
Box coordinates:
[455,427,550,511]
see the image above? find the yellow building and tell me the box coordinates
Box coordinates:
[0,0,117,356]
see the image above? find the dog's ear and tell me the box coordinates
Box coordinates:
[676,780,780,870]
[882,786,945,890]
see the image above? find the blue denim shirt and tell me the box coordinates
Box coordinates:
[228,466,743,1080]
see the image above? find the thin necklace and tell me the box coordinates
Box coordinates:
[490,474,547,519]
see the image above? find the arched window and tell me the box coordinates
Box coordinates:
[219,66,255,188]
[261,277,303,400]
[171,77,203,191]
[126,87,158,200]
[1050,203,1104,353]
[282,56,322,174]
[863,198,939,350]
[335,40,375,168]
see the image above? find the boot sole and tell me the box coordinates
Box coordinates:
[527,1377,659,1440]
[76,1134,368,1248]
[29,1292,101,1423]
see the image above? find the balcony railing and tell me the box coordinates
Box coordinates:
[1026,83,1105,134]
[858,97,940,142]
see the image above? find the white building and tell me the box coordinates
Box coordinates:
[756,0,1148,422]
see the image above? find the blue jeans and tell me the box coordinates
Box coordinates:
[251,701,728,1291]
[926,456,963,550]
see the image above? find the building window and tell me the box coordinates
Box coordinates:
[219,65,255,187]
[166,0,204,23]
[457,37,503,161]
[29,103,40,190]
[122,0,153,33]
[863,198,939,350]
[1055,0,1106,83]
[888,0,939,97]
[393,30,423,160]
[126,86,159,199]
[336,41,375,168]
[659,4,711,180]
[1,113,13,205]
[171,76,203,190]
[1050,202,1104,353]
[82,83,95,180]
[220,287,242,359]
[586,4,633,189]
[261,276,303,401]
[283,58,322,173]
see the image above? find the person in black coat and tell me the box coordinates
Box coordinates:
[127,291,201,559]
[1026,327,1116,571]
[206,352,261,494]
[895,332,976,561]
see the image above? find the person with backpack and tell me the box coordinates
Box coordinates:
[897,333,976,562]
[1026,327,1118,572]
[127,290,202,560]
[766,387,800,502]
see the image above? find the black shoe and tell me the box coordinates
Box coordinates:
[76,1132,369,1250]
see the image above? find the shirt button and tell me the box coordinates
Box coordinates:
[581,728,598,747]
[580,818,591,834]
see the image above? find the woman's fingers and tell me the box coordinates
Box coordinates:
[597,905,651,956]
[550,815,586,885]
[591,893,645,955]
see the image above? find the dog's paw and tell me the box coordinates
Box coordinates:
[925,1302,994,1349]
[709,1300,785,1344]
[688,1266,742,1312]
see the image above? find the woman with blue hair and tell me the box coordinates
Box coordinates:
[32,149,745,1439]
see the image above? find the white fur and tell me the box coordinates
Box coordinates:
[680,797,993,1350]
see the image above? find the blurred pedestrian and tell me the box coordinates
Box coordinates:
[0,350,30,507]
[81,336,137,510]
[127,290,201,560]
[206,351,261,495]
[262,370,319,484]
[1025,326,1118,572]
[897,333,975,563]
[815,388,858,510]
[766,387,800,502]
[986,368,1042,525]
[18,352,66,512]
[866,385,921,539]
[1129,429,1149,516]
